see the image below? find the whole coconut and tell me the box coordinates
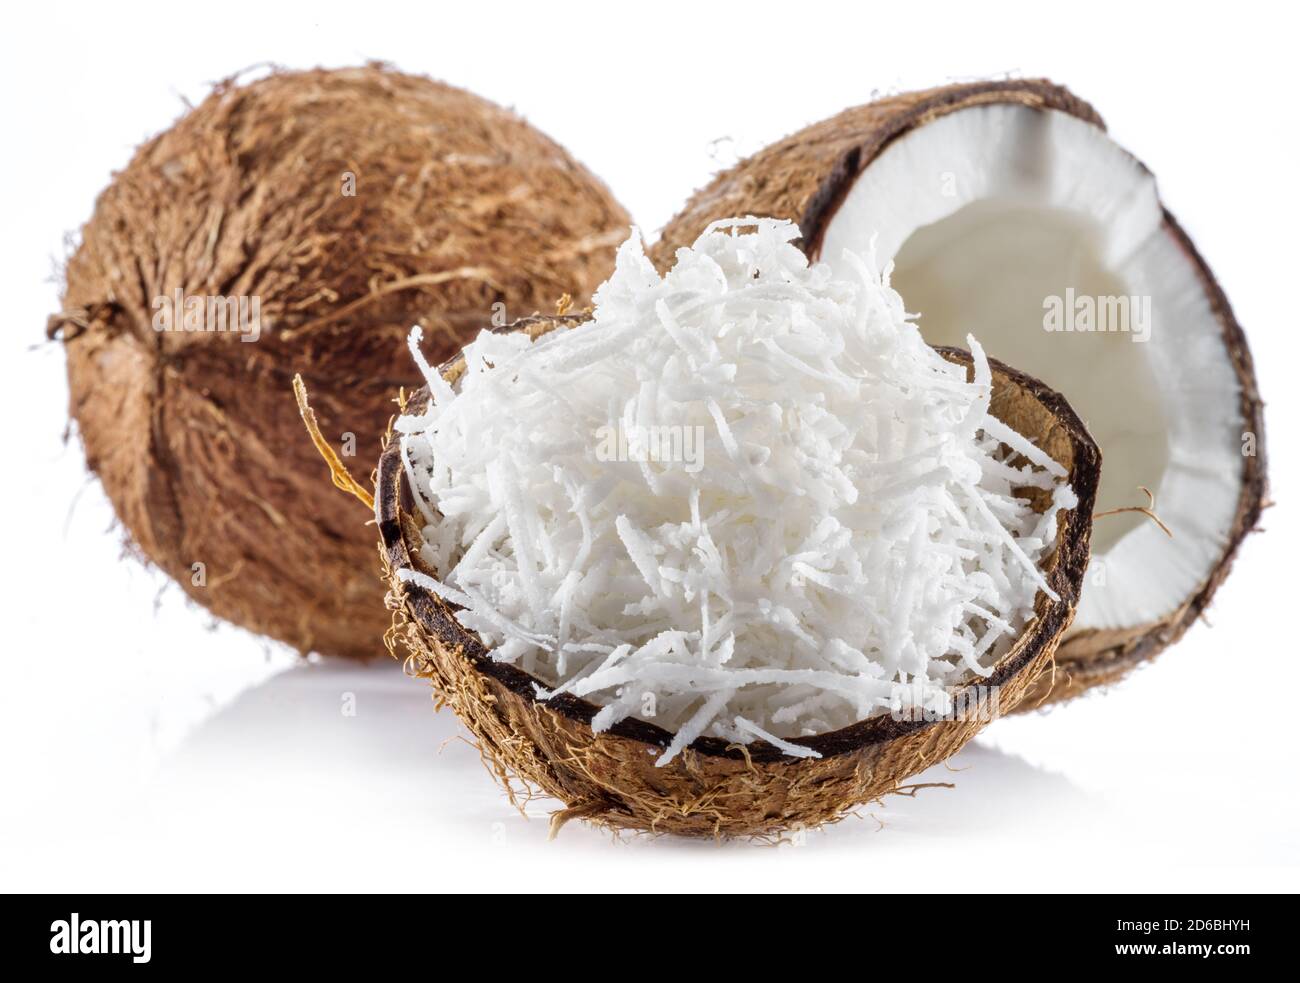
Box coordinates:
[49,64,630,659]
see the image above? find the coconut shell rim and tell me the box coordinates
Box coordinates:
[798,79,1108,259]
[376,319,1100,764]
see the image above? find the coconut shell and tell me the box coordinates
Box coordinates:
[378,317,1100,837]
[650,79,1267,711]
[49,64,630,659]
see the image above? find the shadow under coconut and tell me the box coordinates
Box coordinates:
[150,660,1103,849]
[848,744,1100,839]
[148,657,504,840]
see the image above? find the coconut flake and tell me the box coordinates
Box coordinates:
[733,716,822,760]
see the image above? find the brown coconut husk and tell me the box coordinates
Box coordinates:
[378,317,1101,837]
[49,64,630,659]
[650,79,1267,710]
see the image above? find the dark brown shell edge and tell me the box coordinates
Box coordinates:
[650,78,1267,712]
[377,318,1100,837]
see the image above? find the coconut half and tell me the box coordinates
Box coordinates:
[652,80,1267,707]
[379,315,1099,837]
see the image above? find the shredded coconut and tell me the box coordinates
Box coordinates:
[396,217,1076,765]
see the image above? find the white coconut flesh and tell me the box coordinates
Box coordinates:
[819,104,1244,633]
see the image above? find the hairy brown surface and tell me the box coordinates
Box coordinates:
[379,318,1100,837]
[652,79,1267,710]
[51,64,630,659]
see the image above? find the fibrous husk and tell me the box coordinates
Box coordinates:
[379,317,1100,838]
[50,64,630,659]
[650,79,1267,710]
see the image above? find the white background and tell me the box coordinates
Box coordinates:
[1,1,1294,892]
